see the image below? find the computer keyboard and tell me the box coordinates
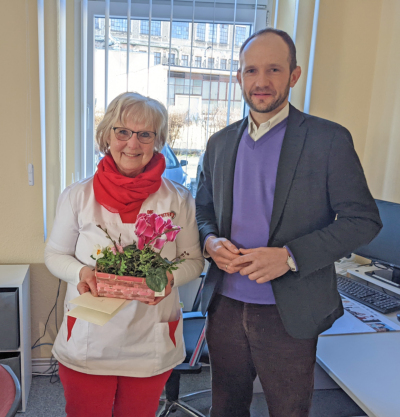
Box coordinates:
[336,274,400,314]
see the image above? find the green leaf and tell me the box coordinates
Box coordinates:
[146,268,168,292]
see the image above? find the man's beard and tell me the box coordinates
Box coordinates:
[243,79,291,114]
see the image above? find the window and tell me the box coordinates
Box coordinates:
[207,24,217,43]
[89,10,252,196]
[110,18,127,32]
[196,23,205,41]
[235,26,247,46]
[181,55,189,66]
[232,60,239,71]
[140,20,161,36]
[95,18,102,30]
[168,53,176,65]
[219,24,228,44]
[172,22,189,39]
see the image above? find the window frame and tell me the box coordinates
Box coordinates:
[83,1,265,179]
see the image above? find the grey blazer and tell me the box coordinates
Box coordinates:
[195,104,382,339]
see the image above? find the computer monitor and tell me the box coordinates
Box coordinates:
[354,199,400,285]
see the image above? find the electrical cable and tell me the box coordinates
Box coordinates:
[31,279,61,349]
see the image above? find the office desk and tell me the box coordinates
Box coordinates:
[317,268,400,417]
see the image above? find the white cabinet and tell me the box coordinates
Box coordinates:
[0,265,31,411]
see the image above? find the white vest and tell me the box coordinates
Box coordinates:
[46,177,204,377]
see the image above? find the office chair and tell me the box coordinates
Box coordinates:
[0,364,22,417]
[158,274,210,417]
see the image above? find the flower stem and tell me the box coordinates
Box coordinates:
[97,224,118,252]
[145,227,181,249]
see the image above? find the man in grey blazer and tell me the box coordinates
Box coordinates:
[195,28,382,417]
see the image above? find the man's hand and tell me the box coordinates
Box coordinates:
[77,266,98,296]
[147,271,174,306]
[206,236,243,273]
[229,247,290,284]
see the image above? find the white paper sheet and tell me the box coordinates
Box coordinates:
[67,300,130,326]
[69,292,126,314]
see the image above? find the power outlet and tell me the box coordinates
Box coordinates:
[28,163,34,186]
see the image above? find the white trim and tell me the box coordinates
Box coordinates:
[37,0,47,241]
[166,0,174,108]
[147,0,152,95]
[127,0,131,91]
[80,0,88,180]
[288,0,300,103]
[32,358,58,375]
[292,0,300,43]
[304,0,320,114]
[105,0,110,109]
[59,0,67,192]
[226,0,238,125]
[273,0,279,28]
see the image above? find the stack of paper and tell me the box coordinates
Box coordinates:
[67,292,131,326]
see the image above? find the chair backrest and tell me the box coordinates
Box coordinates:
[185,273,208,366]
[191,273,206,312]
[0,364,21,417]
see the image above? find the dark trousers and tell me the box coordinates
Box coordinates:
[206,295,317,417]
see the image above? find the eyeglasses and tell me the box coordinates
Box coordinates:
[112,127,156,144]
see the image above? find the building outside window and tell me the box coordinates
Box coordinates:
[196,23,205,41]
[111,18,127,32]
[181,55,189,66]
[168,53,176,65]
[219,24,228,44]
[172,22,189,39]
[140,20,161,36]
[154,52,161,65]
[91,12,251,194]
[232,60,239,71]
[235,26,247,46]
[207,24,217,43]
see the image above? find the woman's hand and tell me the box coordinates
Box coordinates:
[146,271,174,306]
[77,266,98,296]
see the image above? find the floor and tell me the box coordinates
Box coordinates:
[20,367,367,417]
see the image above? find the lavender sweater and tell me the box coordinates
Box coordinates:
[219,118,288,304]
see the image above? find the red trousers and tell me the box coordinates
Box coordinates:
[58,363,172,417]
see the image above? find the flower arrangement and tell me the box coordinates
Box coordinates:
[91,213,186,293]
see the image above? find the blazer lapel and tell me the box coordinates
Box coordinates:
[269,105,307,239]
[221,118,248,239]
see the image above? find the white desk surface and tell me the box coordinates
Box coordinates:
[0,264,30,287]
[317,268,400,417]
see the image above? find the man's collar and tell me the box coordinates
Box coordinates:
[248,103,289,137]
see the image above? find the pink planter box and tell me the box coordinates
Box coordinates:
[95,270,156,302]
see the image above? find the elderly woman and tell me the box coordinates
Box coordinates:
[44,92,204,417]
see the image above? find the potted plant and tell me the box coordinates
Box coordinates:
[91,213,186,302]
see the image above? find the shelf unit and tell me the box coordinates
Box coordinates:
[0,265,31,411]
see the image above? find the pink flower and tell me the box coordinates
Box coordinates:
[134,213,182,249]
[108,245,117,255]
[116,244,124,254]
[154,216,166,234]
[135,218,147,236]
[153,238,166,250]
[165,227,180,242]
[137,235,147,250]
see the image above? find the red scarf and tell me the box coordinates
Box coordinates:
[93,153,166,223]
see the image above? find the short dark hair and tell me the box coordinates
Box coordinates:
[239,28,297,73]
